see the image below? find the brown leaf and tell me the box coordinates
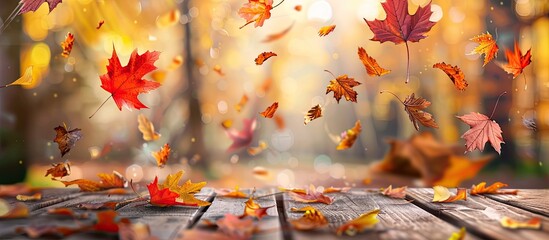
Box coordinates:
[60,171,127,192]
[96,20,105,29]
[77,202,118,210]
[152,143,171,168]
[323,187,350,194]
[260,102,278,118]
[53,124,82,157]
[242,195,273,219]
[255,52,277,65]
[358,47,390,77]
[433,62,468,91]
[304,104,322,125]
[16,193,42,201]
[318,25,336,36]
[470,182,518,195]
[403,93,438,131]
[289,184,333,205]
[290,206,328,231]
[325,70,361,103]
[0,199,29,219]
[337,120,362,150]
[45,161,71,179]
[500,216,541,229]
[381,185,407,199]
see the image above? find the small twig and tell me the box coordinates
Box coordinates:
[489,91,507,119]
[272,0,285,9]
[379,90,405,105]
[89,95,112,119]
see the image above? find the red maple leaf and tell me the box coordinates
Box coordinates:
[501,40,532,79]
[20,0,63,14]
[90,47,161,118]
[147,176,189,207]
[365,0,436,83]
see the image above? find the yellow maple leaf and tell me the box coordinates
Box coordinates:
[158,171,210,206]
[336,209,380,236]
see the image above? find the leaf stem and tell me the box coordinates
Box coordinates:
[523,74,527,90]
[272,0,285,9]
[405,41,410,84]
[0,85,7,89]
[489,91,507,119]
[324,69,337,79]
[89,95,112,119]
[380,90,405,105]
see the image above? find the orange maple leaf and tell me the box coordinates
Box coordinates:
[60,171,127,192]
[500,216,541,229]
[432,186,467,202]
[260,102,278,118]
[500,40,532,81]
[238,0,273,29]
[469,32,499,67]
[337,120,362,150]
[358,47,390,77]
[304,104,322,125]
[433,62,468,91]
[381,92,438,131]
[470,182,518,195]
[147,176,189,207]
[255,52,277,65]
[152,143,171,168]
[325,70,361,103]
[336,209,380,236]
[289,184,333,205]
[318,25,335,37]
[61,32,74,58]
[381,185,407,199]
[45,161,71,179]
[242,195,273,219]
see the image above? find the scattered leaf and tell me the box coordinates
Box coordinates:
[215,186,248,198]
[470,182,518,195]
[262,23,293,43]
[318,25,335,37]
[457,112,504,154]
[47,208,88,218]
[336,209,380,236]
[337,120,362,150]
[304,104,322,125]
[217,214,256,239]
[382,92,438,131]
[432,186,467,202]
[500,40,532,80]
[148,171,210,207]
[225,118,257,152]
[16,225,80,238]
[235,94,249,112]
[247,140,268,156]
[289,184,333,205]
[213,65,225,76]
[469,32,499,67]
[152,143,171,168]
[325,70,361,103]
[238,0,273,28]
[60,32,74,58]
[156,9,180,28]
[260,102,278,118]
[448,227,466,240]
[16,193,42,201]
[96,20,105,29]
[138,114,161,141]
[434,155,492,187]
[255,52,277,65]
[381,185,407,199]
[433,62,468,91]
[60,171,127,192]
[2,66,35,88]
[500,216,541,229]
[323,187,350,194]
[290,206,328,231]
[45,160,71,179]
[20,0,63,14]
[0,184,32,197]
[242,195,273,219]
[92,210,130,233]
[357,47,390,77]
[53,124,82,157]
[252,166,272,181]
[0,199,29,219]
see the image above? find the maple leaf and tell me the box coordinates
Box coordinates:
[16,193,42,201]
[500,216,541,229]
[0,199,29,219]
[255,51,277,65]
[381,185,407,199]
[216,214,256,239]
[325,70,361,103]
[90,46,161,118]
[448,227,466,240]
[357,47,390,77]
[500,40,532,88]
[96,20,105,29]
[260,102,278,118]
[336,209,380,236]
[470,182,518,195]
[304,104,322,125]
[337,120,362,150]
[238,0,273,28]
[469,32,499,67]
[262,23,293,43]
[235,94,249,112]
[152,171,210,207]
[138,114,161,141]
[381,91,438,131]
[318,25,336,37]
[53,124,82,157]
[45,160,71,179]
[433,62,468,91]
[19,0,63,14]
[432,186,467,202]
[365,0,436,83]
[242,195,273,219]
[147,176,192,207]
[60,32,74,58]
[60,171,127,192]
[152,143,171,168]
[289,184,333,204]
[225,118,257,152]
[1,66,35,89]
[215,186,248,198]
[323,187,350,194]
[290,206,328,231]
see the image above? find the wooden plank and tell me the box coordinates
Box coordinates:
[483,189,549,217]
[5,188,81,211]
[283,189,470,240]
[407,188,549,240]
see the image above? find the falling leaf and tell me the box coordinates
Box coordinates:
[252,166,272,181]
[255,51,277,65]
[225,118,257,152]
[53,124,82,157]
[242,195,273,219]
[323,187,350,194]
[500,40,532,80]
[262,23,293,43]
[215,186,248,198]
[433,62,468,91]
[91,46,161,118]
[138,114,161,141]
[273,115,285,130]
[1,66,35,88]
[148,171,210,207]
[457,112,504,154]
[325,70,361,103]
[0,184,32,197]
[294,5,302,11]
[448,227,466,240]
[318,25,336,36]
[500,216,541,229]
[60,32,74,57]
[336,209,380,236]
[357,47,390,77]
[152,143,171,168]
[221,119,233,129]
[432,186,467,202]
[45,160,71,179]
[381,185,407,199]
[16,193,42,201]
[469,32,499,67]
[16,225,80,238]
[217,214,256,239]
[290,206,328,231]
[96,20,105,29]
[381,92,438,131]
[260,102,278,118]
[156,9,180,28]
[365,0,436,83]
[238,0,274,28]
[0,199,29,219]
[337,120,362,150]
[289,184,333,205]
[77,202,117,210]
[60,171,127,192]
[235,94,249,112]
[522,116,537,131]
[213,65,225,76]
[470,182,518,195]
[20,0,63,14]
[304,104,322,125]
[247,140,268,156]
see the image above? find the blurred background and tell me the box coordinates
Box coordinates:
[0,0,548,189]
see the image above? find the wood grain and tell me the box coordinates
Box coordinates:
[483,189,549,217]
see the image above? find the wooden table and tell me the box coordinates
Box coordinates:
[1,188,548,239]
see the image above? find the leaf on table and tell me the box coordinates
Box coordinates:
[149,170,210,207]
[242,195,273,219]
[432,186,467,202]
[96,20,105,29]
[92,210,130,233]
[215,186,248,198]
[357,47,390,77]
[156,9,180,28]
[0,183,32,197]
[318,25,336,37]
[325,70,361,103]
[365,0,436,83]
[60,32,74,57]
[213,65,225,76]
[16,193,42,201]
[500,216,541,229]
[45,160,71,179]
[337,120,362,150]
[119,222,158,240]
[500,40,532,79]
[53,124,82,157]
[290,206,328,231]
[289,184,333,204]
[260,102,278,118]
[247,140,268,156]
[60,171,127,192]
[16,225,80,239]
[20,0,63,14]
[381,185,407,199]
[235,94,249,112]
[217,214,256,239]
[3,66,35,88]
[0,199,29,219]
[152,143,171,168]
[262,23,293,43]
[47,208,88,218]
[448,227,466,240]
[323,186,351,194]
[457,112,504,154]
[238,0,274,28]
[469,32,499,67]
[304,104,322,125]
[402,93,438,131]
[470,182,518,195]
[225,118,257,153]
[433,62,468,91]
[77,201,117,210]
[255,51,277,65]
[336,209,380,236]
[138,114,161,141]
